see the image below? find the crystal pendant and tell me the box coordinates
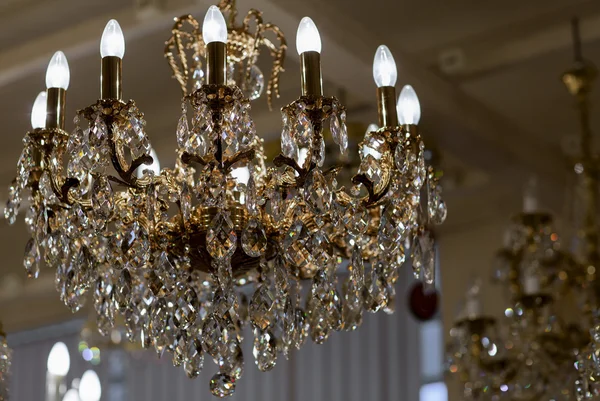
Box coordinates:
[202,313,224,361]
[330,110,348,155]
[249,285,275,330]
[123,113,151,160]
[378,204,406,252]
[343,204,368,237]
[91,176,114,230]
[293,307,309,349]
[206,212,237,260]
[243,64,264,100]
[295,108,313,147]
[281,115,297,159]
[23,237,40,279]
[428,180,447,225]
[241,219,267,257]
[418,230,436,288]
[174,288,200,330]
[252,328,277,372]
[304,170,332,215]
[176,109,190,149]
[339,110,348,155]
[192,56,205,89]
[90,115,108,148]
[364,261,388,313]
[343,246,364,330]
[39,172,58,205]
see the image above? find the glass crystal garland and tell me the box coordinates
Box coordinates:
[0,335,10,401]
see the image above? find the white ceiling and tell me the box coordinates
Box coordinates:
[0,0,598,330]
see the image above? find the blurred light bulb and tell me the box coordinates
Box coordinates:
[136,148,160,178]
[372,45,397,87]
[45,51,70,90]
[231,166,250,185]
[366,123,378,134]
[62,389,80,401]
[203,5,228,44]
[296,17,321,54]
[100,19,125,58]
[523,176,538,213]
[47,342,70,376]
[397,85,421,124]
[31,91,47,129]
[79,370,101,401]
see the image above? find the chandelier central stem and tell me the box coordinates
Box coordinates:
[206,41,227,85]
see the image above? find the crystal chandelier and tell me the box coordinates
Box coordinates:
[446,19,600,401]
[0,322,10,401]
[4,1,446,397]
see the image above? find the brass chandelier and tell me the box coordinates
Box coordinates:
[446,19,600,401]
[4,1,446,397]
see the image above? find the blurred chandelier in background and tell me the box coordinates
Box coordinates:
[446,19,600,401]
[0,322,10,401]
[3,0,447,397]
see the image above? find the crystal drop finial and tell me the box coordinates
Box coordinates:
[210,372,236,397]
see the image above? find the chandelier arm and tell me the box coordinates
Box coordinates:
[108,126,153,187]
[223,148,256,171]
[48,173,77,205]
[105,174,140,189]
[181,151,209,167]
[352,173,392,206]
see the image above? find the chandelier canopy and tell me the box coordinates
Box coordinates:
[4,1,446,397]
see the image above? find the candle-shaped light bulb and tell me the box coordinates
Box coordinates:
[397,85,421,125]
[296,17,321,55]
[47,342,70,376]
[373,45,397,88]
[203,5,228,44]
[79,370,101,401]
[45,51,70,90]
[136,148,161,178]
[100,19,125,58]
[31,91,47,129]
[523,176,538,213]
